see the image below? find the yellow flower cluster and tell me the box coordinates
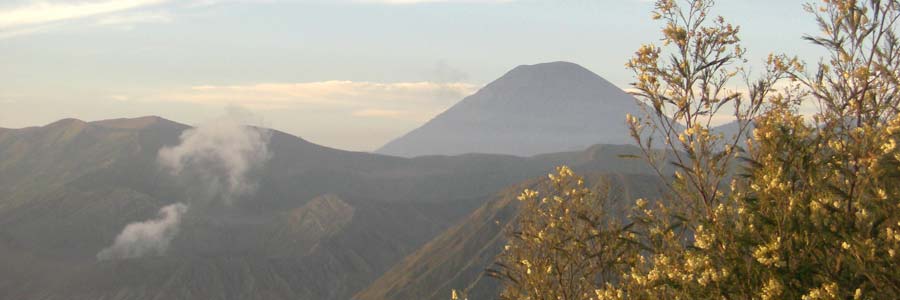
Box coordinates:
[753,237,784,267]
[481,1,900,300]
[801,282,839,300]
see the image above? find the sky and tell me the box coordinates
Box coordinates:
[0,0,822,151]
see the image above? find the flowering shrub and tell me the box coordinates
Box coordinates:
[471,1,900,299]
[487,167,639,300]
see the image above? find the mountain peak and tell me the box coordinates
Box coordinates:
[91,116,177,129]
[506,61,597,77]
[489,61,608,89]
[376,62,642,157]
[46,118,87,128]
[463,61,626,110]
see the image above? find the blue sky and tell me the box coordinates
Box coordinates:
[0,0,821,150]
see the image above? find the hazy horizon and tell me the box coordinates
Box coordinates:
[1,0,820,151]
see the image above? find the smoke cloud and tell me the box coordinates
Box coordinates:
[98,110,272,260]
[429,60,469,83]
[97,203,188,261]
[158,111,271,203]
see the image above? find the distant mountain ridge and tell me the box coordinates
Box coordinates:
[0,116,659,300]
[376,61,646,157]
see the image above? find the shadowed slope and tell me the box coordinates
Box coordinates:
[355,173,666,300]
[0,116,660,300]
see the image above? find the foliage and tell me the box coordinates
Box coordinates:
[479,0,900,299]
[485,167,639,300]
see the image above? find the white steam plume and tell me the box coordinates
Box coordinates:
[98,109,271,260]
[157,113,271,202]
[97,203,188,261]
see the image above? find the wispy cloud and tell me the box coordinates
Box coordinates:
[96,11,172,26]
[157,81,479,120]
[194,0,515,5]
[353,0,515,4]
[351,108,412,118]
[0,0,515,37]
[0,22,53,38]
[0,0,171,37]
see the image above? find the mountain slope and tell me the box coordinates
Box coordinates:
[376,61,645,157]
[712,120,755,149]
[355,173,665,300]
[0,116,659,300]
